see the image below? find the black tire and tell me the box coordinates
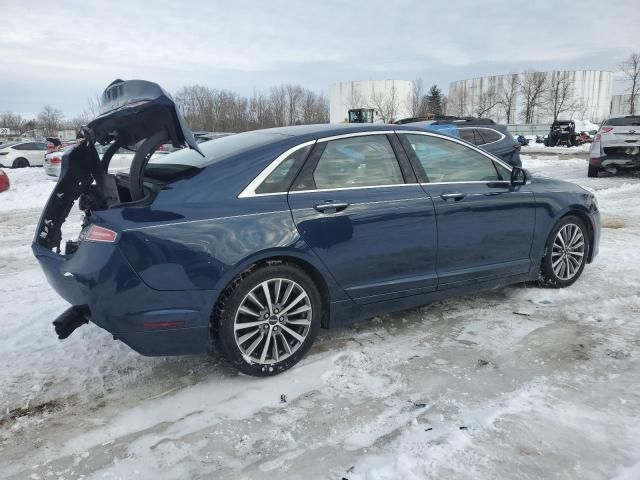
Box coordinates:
[12,158,29,168]
[213,263,322,376]
[587,165,600,178]
[539,215,589,288]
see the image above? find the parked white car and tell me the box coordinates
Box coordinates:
[44,144,167,177]
[0,140,49,168]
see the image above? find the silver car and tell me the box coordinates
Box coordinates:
[588,115,640,177]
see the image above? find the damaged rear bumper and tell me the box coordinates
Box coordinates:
[32,242,215,356]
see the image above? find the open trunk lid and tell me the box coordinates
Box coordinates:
[34,79,201,254]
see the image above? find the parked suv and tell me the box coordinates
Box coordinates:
[588,115,640,177]
[404,117,522,166]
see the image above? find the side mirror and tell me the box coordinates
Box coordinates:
[510,166,530,186]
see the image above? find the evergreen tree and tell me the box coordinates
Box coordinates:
[426,85,443,116]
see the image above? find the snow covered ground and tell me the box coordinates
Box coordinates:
[521,141,591,155]
[1,155,640,479]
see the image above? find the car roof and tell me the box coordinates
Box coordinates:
[254,123,445,139]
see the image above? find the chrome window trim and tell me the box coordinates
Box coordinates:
[288,183,419,195]
[396,129,514,172]
[238,140,316,198]
[238,131,396,198]
[316,130,392,142]
[238,129,515,198]
[458,126,506,146]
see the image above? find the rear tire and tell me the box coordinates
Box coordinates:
[213,263,322,376]
[587,165,600,178]
[12,158,29,168]
[539,215,589,288]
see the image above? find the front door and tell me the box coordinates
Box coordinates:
[287,133,438,304]
[400,132,536,288]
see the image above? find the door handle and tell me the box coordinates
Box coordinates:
[313,201,350,213]
[440,192,467,201]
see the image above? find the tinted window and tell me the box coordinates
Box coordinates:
[34,142,48,150]
[14,143,35,150]
[255,145,312,194]
[494,161,511,180]
[405,134,499,182]
[311,135,404,190]
[477,128,502,144]
[459,128,477,144]
[603,116,640,126]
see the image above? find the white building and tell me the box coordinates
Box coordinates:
[448,70,613,124]
[610,94,640,116]
[329,80,413,124]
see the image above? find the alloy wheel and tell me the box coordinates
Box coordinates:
[234,278,312,365]
[551,223,585,281]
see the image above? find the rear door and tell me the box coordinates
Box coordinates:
[287,132,438,304]
[399,131,536,288]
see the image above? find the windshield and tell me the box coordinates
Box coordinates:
[604,116,640,126]
[144,131,286,179]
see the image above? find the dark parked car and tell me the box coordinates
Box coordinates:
[33,80,600,376]
[405,117,522,167]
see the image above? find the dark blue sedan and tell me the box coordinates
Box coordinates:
[33,80,600,376]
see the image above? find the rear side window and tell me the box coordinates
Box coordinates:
[476,128,503,144]
[603,116,640,126]
[14,143,35,150]
[310,135,404,190]
[459,128,477,144]
[405,134,499,183]
[255,145,312,194]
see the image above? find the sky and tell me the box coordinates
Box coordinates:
[1,0,639,118]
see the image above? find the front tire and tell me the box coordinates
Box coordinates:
[214,264,322,376]
[12,158,29,168]
[539,216,589,288]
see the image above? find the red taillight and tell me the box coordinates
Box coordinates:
[51,156,61,165]
[600,127,614,134]
[83,225,118,243]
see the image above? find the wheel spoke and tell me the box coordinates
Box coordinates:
[287,304,311,316]
[261,281,273,314]
[280,292,307,315]
[286,318,311,326]
[238,305,260,317]
[279,332,292,355]
[260,328,273,364]
[280,282,295,306]
[235,319,268,330]
[247,292,265,310]
[280,324,305,343]
[271,333,280,362]
[274,279,282,305]
[237,328,261,345]
[245,332,264,356]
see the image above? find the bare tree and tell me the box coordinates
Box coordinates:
[545,71,581,121]
[449,83,467,117]
[518,70,548,123]
[498,74,518,123]
[285,84,303,125]
[0,112,24,133]
[620,53,640,115]
[410,78,424,117]
[474,86,499,118]
[269,85,288,127]
[369,85,399,123]
[37,106,64,136]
